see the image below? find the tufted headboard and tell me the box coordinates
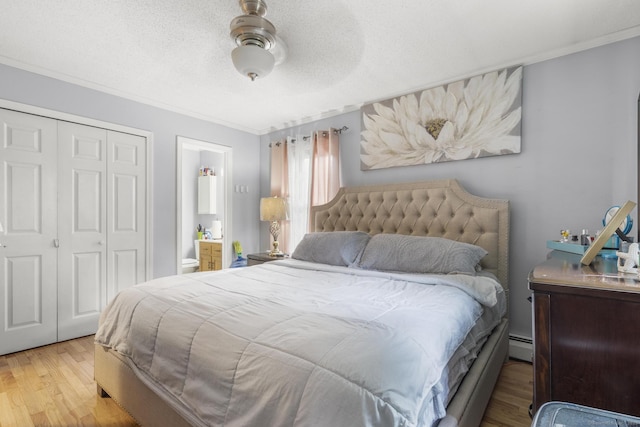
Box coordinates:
[309,179,510,289]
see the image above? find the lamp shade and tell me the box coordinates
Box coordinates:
[232,45,275,81]
[260,196,287,221]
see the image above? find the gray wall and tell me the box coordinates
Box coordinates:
[261,36,640,340]
[0,63,262,279]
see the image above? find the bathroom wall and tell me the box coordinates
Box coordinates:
[200,150,225,234]
[182,149,225,260]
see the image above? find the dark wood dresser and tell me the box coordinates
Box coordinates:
[529,250,640,416]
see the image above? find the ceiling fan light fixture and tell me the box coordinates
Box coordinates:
[230,14,276,50]
[232,44,275,81]
[229,0,280,81]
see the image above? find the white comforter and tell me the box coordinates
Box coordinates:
[95,259,504,427]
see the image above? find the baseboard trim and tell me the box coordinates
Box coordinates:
[509,334,533,362]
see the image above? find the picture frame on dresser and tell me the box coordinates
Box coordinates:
[580,200,636,265]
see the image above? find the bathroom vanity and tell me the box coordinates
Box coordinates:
[199,240,222,271]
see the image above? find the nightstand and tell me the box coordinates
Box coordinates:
[247,252,287,266]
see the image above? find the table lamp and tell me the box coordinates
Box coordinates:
[260,196,288,256]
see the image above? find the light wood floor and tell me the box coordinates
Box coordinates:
[0,335,533,426]
[480,360,533,427]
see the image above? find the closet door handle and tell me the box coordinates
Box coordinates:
[53,239,59,248]
[98,240,104,246]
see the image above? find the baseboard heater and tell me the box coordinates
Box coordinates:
[509,334,533,362]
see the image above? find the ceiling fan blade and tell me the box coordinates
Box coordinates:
[271,35,288,66]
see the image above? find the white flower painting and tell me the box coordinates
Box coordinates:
[360,66,522,170]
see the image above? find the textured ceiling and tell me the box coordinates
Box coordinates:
[1,0,640,135]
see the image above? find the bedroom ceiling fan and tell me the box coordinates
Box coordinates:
[229,0,287,81]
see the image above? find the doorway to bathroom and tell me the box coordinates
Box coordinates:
[176,136,232,273]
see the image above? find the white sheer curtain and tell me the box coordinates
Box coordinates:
[286,135,312,251]
[269,130,341,254]
[311,130,341,207]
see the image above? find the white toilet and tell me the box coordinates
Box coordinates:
[181,240,200,273]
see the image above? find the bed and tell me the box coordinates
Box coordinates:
[94,179,510,427]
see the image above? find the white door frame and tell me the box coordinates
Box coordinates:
[176,136,232,272]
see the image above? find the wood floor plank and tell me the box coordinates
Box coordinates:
[480,360,533,427]
[0,335,534,427]
[1,391,34,427]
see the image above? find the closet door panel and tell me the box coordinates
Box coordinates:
[6,256,43,326]
[8,163,42,232]
[73,252,101,315]
[0,109,58,355]
[75,169,102,231]
[57,122,107,341]
[107,131,146,300]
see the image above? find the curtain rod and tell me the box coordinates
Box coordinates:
[270,126,349,147]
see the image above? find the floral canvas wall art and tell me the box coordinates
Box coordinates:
[360,66,522,170]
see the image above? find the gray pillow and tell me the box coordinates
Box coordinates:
[358,234,487,274]
[291,231,371,266]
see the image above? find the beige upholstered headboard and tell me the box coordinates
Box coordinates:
[309,179,510,289]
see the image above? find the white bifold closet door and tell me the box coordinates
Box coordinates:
[0,109,147,355]
[57,121,147,341]
[0,110,58,356]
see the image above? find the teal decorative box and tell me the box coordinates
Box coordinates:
[546,240,618,257]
